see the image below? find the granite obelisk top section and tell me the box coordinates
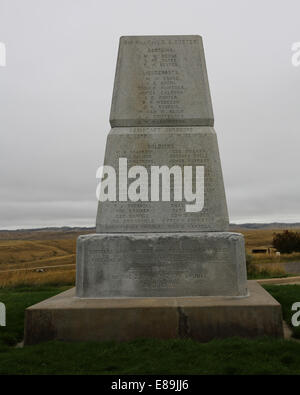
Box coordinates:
[110,35,214,127]
[96,34,229,233]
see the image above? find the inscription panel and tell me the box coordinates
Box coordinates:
[76,233,248,297]
[96,127,229,233]
[110,36,214,127]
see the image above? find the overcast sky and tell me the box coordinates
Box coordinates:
[0,0,299,229]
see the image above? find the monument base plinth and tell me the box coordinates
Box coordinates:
[24,281,283,345]
[76,232,248,298]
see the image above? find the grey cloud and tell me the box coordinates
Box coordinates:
[0,0,300,228]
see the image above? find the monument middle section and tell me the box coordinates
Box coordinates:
[96,126,229,233]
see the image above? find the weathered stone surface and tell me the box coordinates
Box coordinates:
[76,232,248,298]
[110,35,214,127]
[96,126,229,233]
[24,281,283,345]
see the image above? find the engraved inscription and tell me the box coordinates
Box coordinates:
[87,244,231,291]
[111,36,213,126]
[97,127,229,232]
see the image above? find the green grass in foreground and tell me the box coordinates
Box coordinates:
[264,284,300,339]
[0,285,70,347]
[0,285,300,374]
[1,337,300,375]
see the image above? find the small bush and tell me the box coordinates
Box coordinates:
[273,230,300,254]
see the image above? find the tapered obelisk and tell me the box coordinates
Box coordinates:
[76,35,248,298]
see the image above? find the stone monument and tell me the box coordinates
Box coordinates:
[77,35,247,298]
[24,36,283,344]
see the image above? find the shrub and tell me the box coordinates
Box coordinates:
[272,230,300,254]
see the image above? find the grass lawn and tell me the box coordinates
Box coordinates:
[2,337,300,375]
[264,284,300,339]
[0,285,70,347]
[0,285,300,375]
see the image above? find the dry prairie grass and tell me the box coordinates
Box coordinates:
[249,262,286,278]
[251,252,300,264]
[0,266,75,288]
[0,238,77,287]
[0,239,76,266]
[0,253,75,272]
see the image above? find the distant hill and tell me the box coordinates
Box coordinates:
[1,224,300,240]
[229,223,300,230]
[0,227,95,240]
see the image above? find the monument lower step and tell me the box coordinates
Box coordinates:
[24,281,283,345]
[76,232,248,298]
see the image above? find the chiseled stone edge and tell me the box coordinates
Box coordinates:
[110,117,215,128]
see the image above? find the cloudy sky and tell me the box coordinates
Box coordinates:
[0,0,299,229]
